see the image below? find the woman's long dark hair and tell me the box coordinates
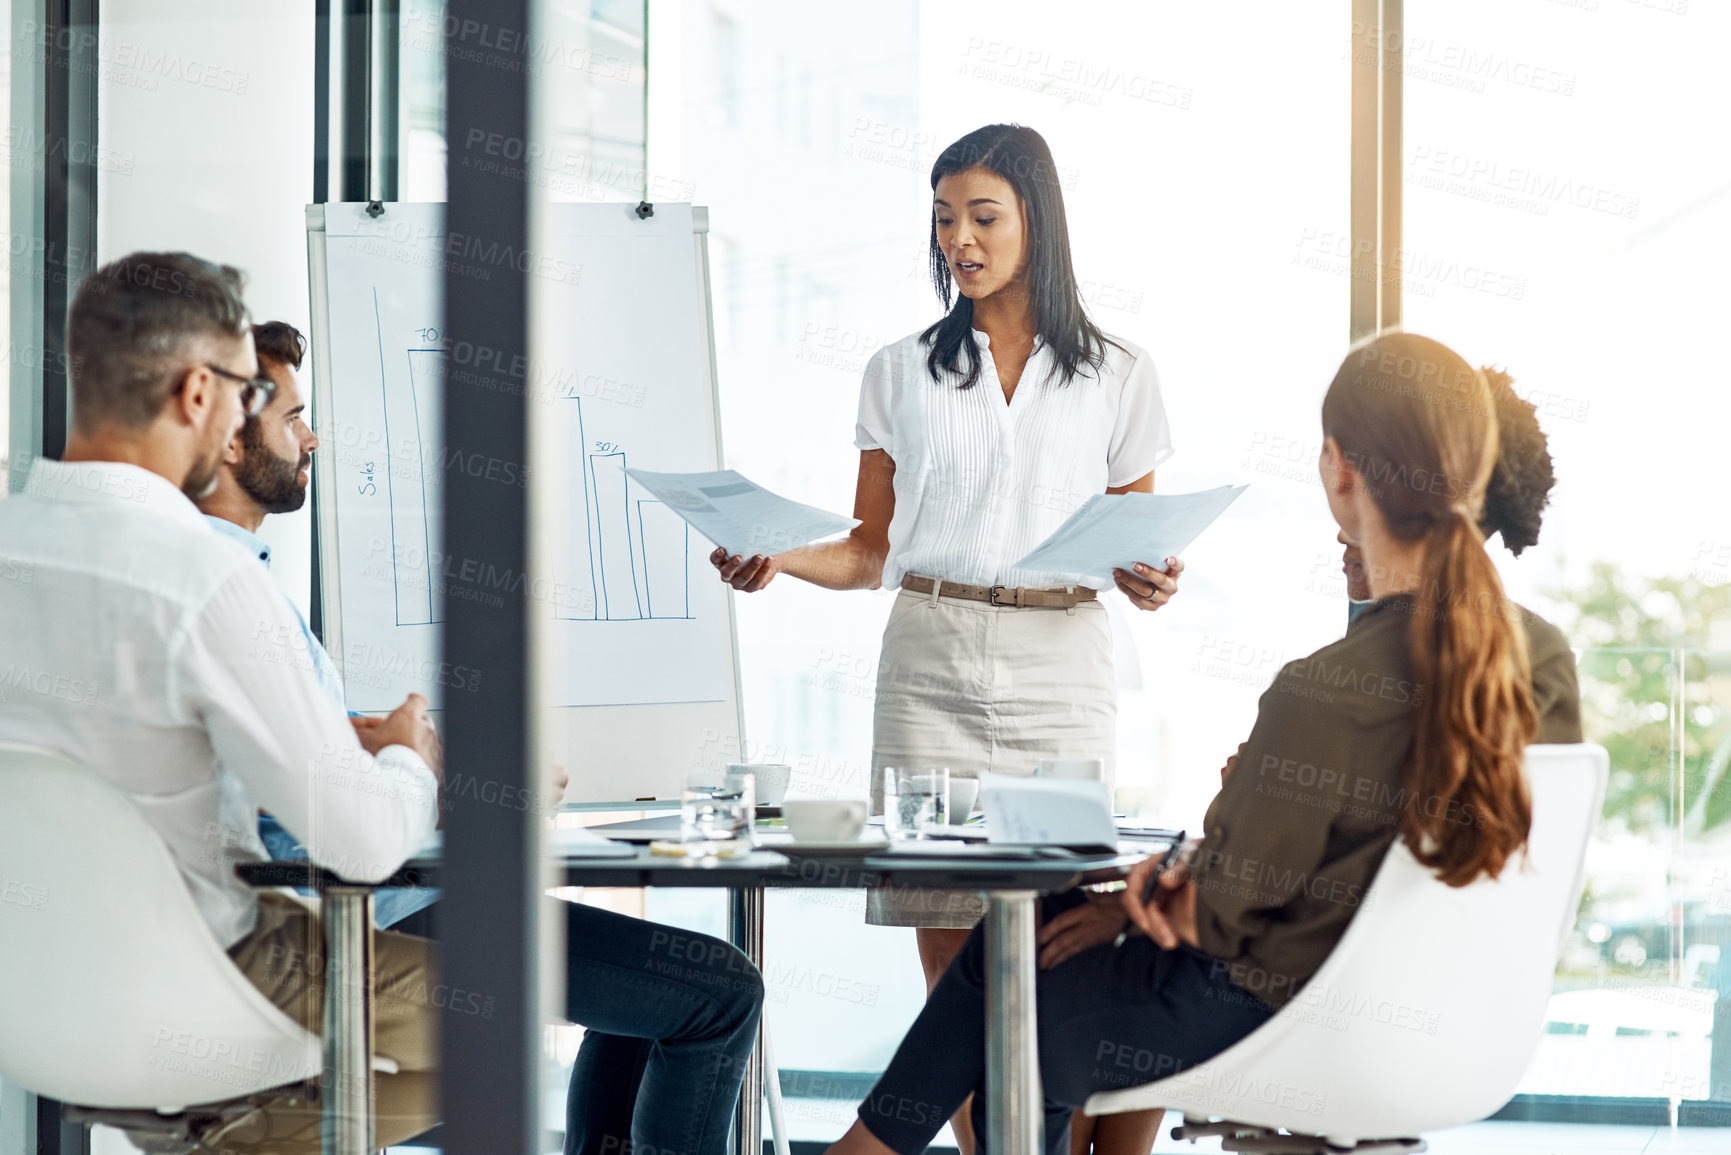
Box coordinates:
[1322,333,1538,886]
[920,124,1116,390]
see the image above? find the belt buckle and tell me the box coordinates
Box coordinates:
[988,585,1020,607]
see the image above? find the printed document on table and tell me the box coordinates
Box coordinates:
[1012,485,1248,583]
[625,468,860,558]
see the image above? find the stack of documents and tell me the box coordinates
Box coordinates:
[629,468,1246,584]
[1012,485,1247,583]
[627,468,859,557]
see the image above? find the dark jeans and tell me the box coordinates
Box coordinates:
[857,890,1276,1155]
[561,901,763,1155]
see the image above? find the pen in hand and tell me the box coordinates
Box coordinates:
[1114,832,1187,949]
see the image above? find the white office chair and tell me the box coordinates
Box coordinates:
[0,743,332,1150]
[1084,743,1609,1154]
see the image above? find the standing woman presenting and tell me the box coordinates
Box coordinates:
[713,123,1180,1153]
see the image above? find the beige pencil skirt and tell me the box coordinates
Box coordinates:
[865,585,1117,928]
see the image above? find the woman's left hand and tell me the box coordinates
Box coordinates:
[1114,556,1183,612]
[1037,891,1130,969]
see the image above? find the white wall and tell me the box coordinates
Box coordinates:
[97,0,317,613]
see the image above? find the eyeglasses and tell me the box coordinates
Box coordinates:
[203,363,277,418]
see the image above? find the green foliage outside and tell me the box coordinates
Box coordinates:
[1547,562,1731,838]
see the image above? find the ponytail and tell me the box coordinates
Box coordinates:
[1322,332,1541,888]
[1405,507,1538,885]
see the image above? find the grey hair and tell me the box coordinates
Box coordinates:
[67,251,250,432]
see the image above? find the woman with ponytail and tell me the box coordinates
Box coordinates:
[824,332,1575,1155]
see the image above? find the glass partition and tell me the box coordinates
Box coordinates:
[1402,0,1731,1119]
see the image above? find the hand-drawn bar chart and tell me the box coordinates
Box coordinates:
[377,286,444,626]
[637,501,691,619]
[555,394,694,622]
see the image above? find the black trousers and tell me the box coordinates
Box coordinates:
[857,889,1276,1155]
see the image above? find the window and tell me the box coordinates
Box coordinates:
[1404,0,1731,1111]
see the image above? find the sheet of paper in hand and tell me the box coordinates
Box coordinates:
[1011,484,1248,584]
[626,468,860,557]
[981,773,1118,851]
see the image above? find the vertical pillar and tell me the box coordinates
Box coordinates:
[1349,0,1402,341]
[441,0,539,1151]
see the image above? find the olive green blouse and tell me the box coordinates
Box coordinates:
[1189,595,1582,1009]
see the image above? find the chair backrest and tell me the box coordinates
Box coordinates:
[1086,743,1609,1142]
[0,744,321,1111]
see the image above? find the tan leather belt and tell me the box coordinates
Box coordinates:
[901,574,1097,609]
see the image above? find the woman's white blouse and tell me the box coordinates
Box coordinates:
[855,328,1174,591]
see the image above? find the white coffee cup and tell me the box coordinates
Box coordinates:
[782,799,867,843]
[730,763,792,806]
[947,778,980,824]
[1035,758,1106,782]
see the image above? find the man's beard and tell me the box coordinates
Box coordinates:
[234,424,310,514]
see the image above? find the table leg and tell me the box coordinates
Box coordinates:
[728,886,766,1155]
[322,886,374,1155]
[985,890,1042,1155]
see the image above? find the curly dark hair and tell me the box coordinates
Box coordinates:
[1478,367,1555,556]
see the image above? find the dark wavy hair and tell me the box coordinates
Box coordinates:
[920,123,1118,390]
[253,320,306,371]
[1477,367,1555,557]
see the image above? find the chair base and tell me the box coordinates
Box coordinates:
[1171,1117,1427,1154]
[62,1083,317,1154]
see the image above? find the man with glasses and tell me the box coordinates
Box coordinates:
[195,319,442,930]
[0,252,446,1150]
[0,253,767,1155]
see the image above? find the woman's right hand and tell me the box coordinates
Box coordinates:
[711,547,781,593]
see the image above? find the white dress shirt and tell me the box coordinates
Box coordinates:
[855,328,1174,591]
[0,460,439,947]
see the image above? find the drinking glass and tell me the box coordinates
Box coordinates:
[681,769,755,846]
[884,767,949,840]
